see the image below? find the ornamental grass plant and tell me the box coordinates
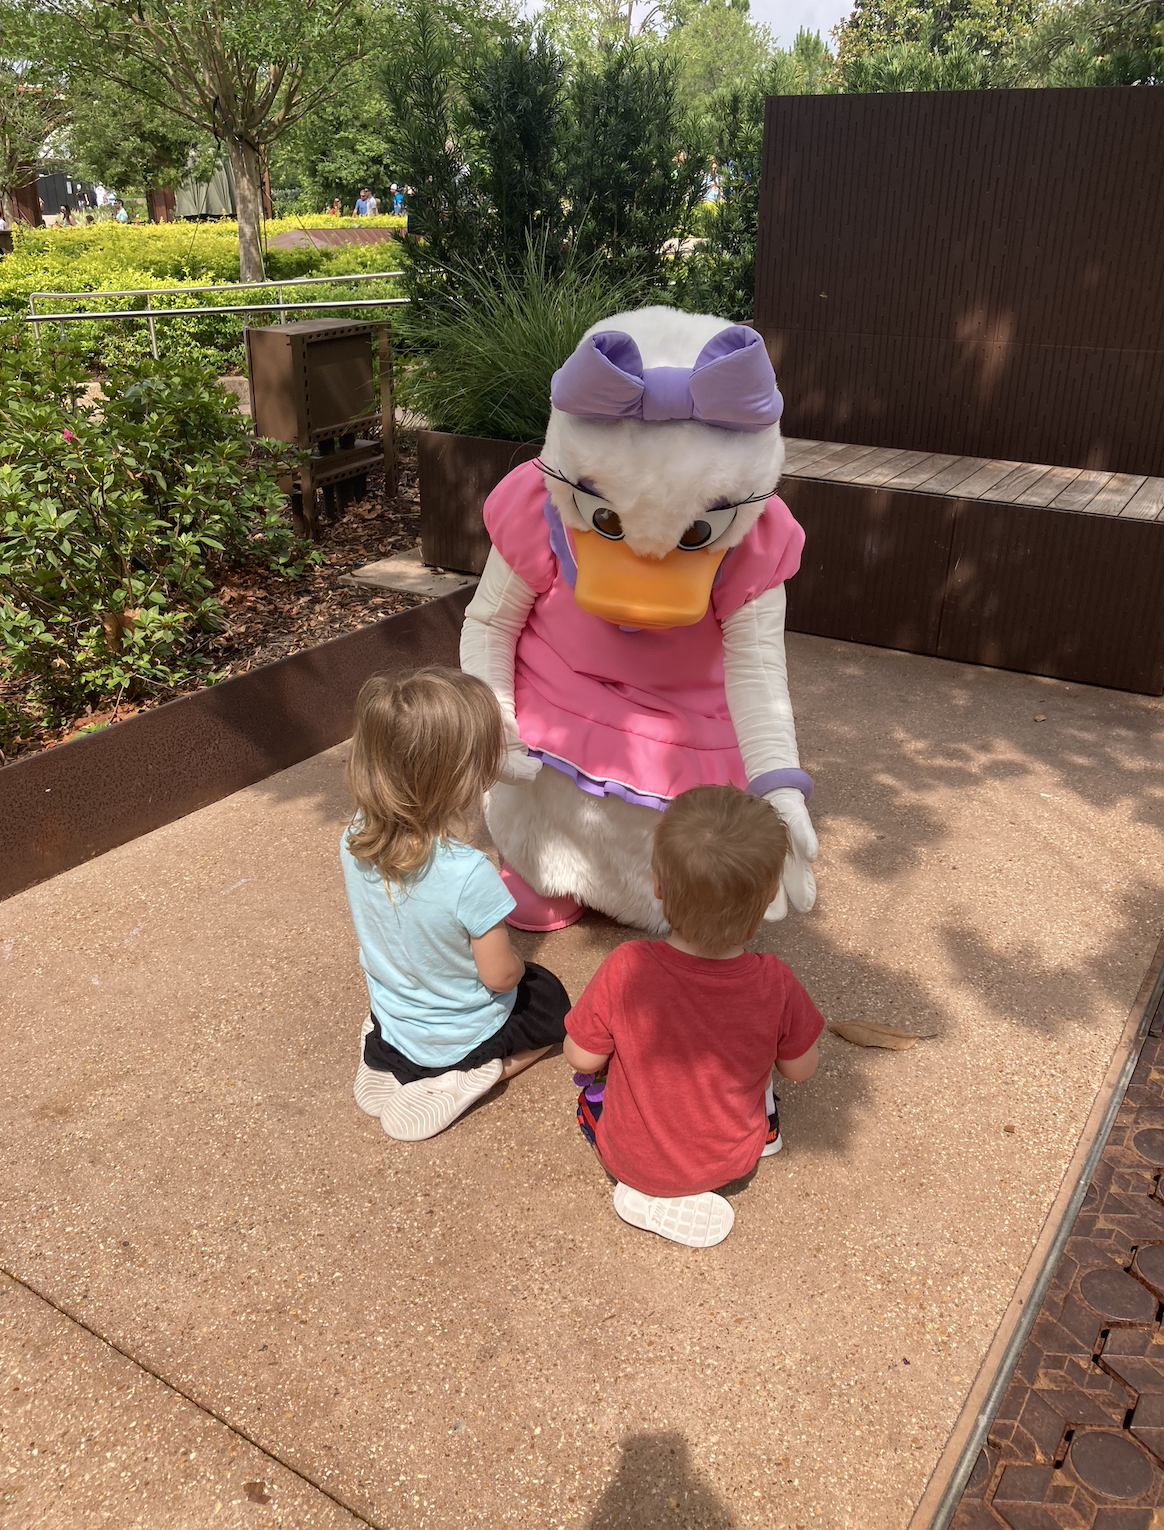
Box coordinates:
[0,323,314,749]
[397,239,650,443]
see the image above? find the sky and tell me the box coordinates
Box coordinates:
[524,0,855,53]
[750,0,851,48]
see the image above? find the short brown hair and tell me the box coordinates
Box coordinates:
[345,667,503,887]
[652,785,789,951]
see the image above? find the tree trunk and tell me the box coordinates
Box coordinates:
[227,135,265,284]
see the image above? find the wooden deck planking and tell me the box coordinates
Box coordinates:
[936,460,1022,500]
[780,439,824,470]
[846,448,937,487]
[806,443,886,480]
[1015,465,1084,507]
[880,453,962,490]
[908,456,988,495]
[782,439,854,473]
[1048,470,1115,512]
[1120,478,1164,521]
[1083,473,1149,517]
[984,463,1059,502]
[779,439,1164,525]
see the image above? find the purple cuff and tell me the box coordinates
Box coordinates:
[746,768,813,802]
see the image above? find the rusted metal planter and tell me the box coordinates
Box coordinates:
[0,590,472,903]
[418,430,540,575]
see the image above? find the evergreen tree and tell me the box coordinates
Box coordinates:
[675,33,828,322]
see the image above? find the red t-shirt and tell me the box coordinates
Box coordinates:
[566,940,824,1197]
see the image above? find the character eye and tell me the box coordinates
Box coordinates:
[677,505,737,550]
[574,489,623,540]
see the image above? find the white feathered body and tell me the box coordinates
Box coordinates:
[460,306,816,935]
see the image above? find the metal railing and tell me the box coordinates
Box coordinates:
[27,270,407,358]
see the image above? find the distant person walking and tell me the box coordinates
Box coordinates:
[326,197,342,216]
[56,206,78,227]
[353,188,378,217]
[391,184,404,216]
[112,199,129,223]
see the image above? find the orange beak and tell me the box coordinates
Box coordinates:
[571,528,728,629]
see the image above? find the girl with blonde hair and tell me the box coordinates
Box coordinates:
[342,667,570,1140]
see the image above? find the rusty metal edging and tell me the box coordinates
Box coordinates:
[0,590,473,903]
[910,935,1164,1530]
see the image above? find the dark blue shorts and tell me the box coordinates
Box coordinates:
[365,961,569,1085]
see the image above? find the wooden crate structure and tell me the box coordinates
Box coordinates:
[246,318,395,537]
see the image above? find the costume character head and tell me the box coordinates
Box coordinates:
[541,307,786,629]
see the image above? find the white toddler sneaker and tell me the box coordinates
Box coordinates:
[612,1182,734,1247]
[354,1016,402,1117]
[380,1058,504,1141]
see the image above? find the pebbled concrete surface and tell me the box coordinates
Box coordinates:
[1,634,1162,1529]
[0,1273,362,1528]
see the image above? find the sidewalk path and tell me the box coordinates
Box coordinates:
[2,635,1162,1529]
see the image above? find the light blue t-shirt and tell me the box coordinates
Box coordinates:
[340,831,517,1067]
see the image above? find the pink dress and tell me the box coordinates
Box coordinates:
[483,459,805,809]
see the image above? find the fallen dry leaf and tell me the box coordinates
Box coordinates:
[828,1020,937,1050]
[100,609,139,652]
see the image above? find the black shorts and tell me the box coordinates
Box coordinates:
[364,961,570,1085]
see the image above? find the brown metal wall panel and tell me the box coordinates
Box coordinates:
[0,591,472,902]
[937,502,1164,693]
[754,88,1164,476]
[780,478,955,652]
[418,431,542,574]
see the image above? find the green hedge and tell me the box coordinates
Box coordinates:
[1,220,407,374]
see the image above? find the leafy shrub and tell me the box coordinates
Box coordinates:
[0,324,315,742]
[397,238,649,442]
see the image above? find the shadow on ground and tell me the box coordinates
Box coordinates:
[586,1433,738,1529]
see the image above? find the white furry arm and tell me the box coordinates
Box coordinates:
[722,584,817,916]
[460,547,542,783]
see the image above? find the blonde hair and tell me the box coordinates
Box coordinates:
[345,667,504,886]
[652,785,789,951]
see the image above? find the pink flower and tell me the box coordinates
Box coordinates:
[63,429,76,440]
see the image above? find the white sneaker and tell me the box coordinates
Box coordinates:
[353,1017,403,1117]
[612,1182,734,1248]
[380,1058,504,1141]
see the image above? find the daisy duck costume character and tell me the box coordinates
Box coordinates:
[459,306,817,935]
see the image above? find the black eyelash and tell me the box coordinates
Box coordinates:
[535,460,588,494]
[536,461,777,512]
[702,488,779,513]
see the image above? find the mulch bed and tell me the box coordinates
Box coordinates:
[1,434,426,766]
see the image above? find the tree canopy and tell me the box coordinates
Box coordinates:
[0,61,69,222]
[18,0,370,275]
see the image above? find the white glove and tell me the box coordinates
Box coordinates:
[763,786,817,920]
[498,734,542,785]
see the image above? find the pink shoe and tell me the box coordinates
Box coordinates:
[501,864,584,932]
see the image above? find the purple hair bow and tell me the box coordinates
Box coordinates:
[550,324,782,433]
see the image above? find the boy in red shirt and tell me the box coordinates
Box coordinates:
[564,785,824,1248]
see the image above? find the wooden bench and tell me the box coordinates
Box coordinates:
[777,441,1164,695]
